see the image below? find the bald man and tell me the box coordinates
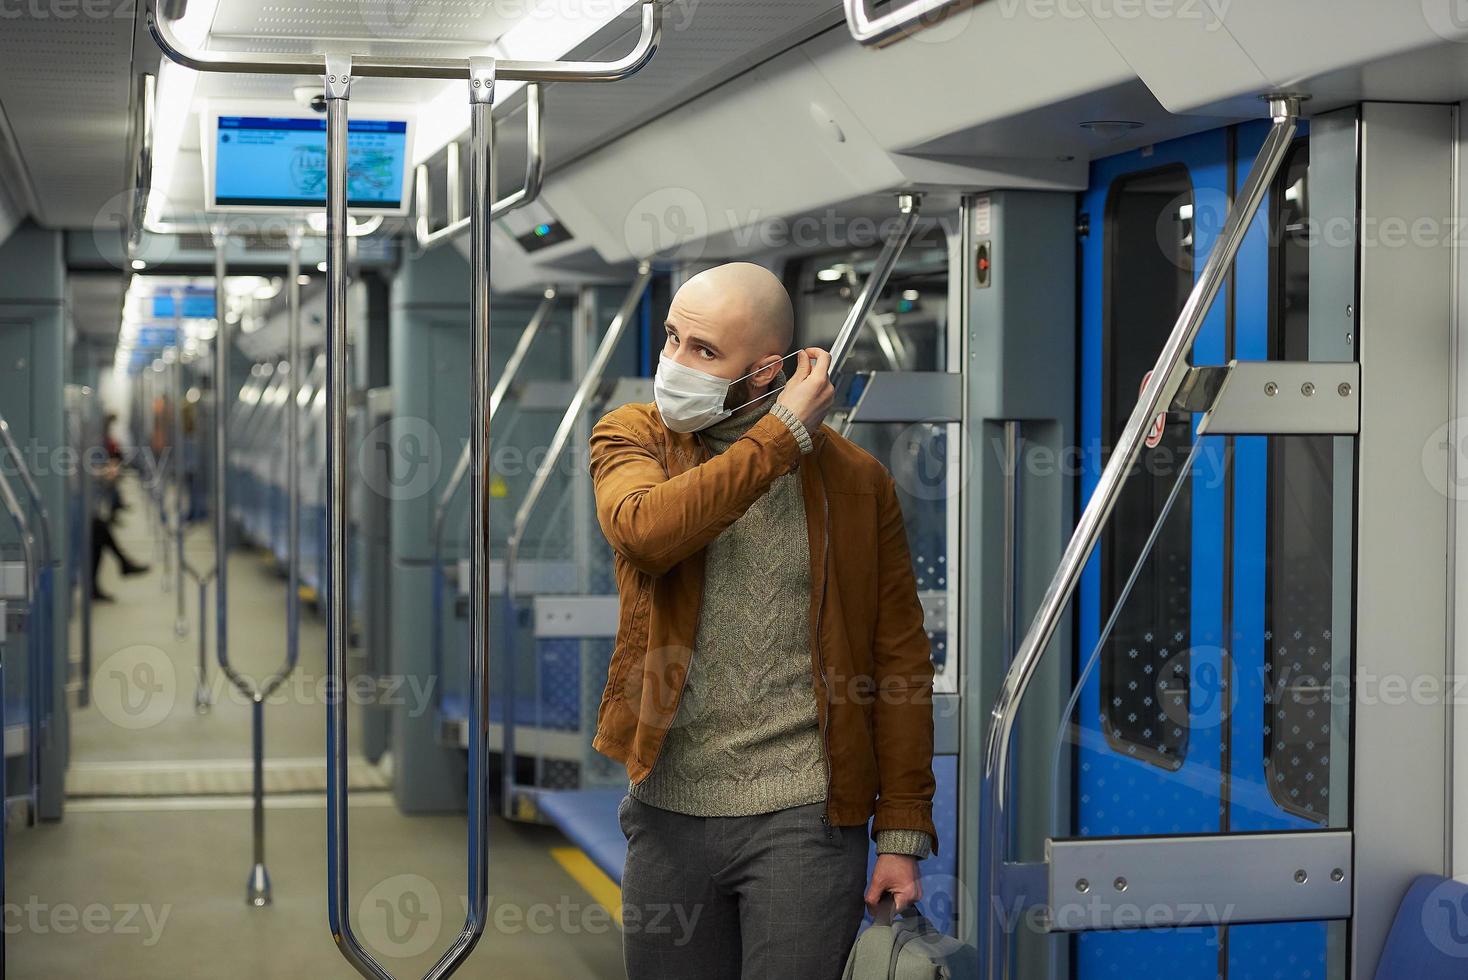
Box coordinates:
[588,263,938,980]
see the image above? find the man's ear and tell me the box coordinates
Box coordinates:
[748,354,784,390]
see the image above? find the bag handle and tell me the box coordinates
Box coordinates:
[849,896,898,980]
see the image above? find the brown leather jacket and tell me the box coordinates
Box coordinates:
[588,403,938,853]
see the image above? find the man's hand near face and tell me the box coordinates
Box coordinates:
[776,347,835,433]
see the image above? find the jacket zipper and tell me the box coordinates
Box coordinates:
[815,477,833,840]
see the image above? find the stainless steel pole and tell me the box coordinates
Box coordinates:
[172,291,187,636]
[286,228,302,708]
[213,226,230,698]
[320,57,396,980]
[828,193,922,380]
[194,569,212,713]
[459,51,498,947]
[78,388,94,708]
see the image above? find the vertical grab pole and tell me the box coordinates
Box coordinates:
[214,222,293,905]
[195,570,212,713]
[978,96,1300,980]
[460,51,496,960]
[173,291,187,637]
[213,224,231,701]
[286,227,302,724]
[78,389,94,707]
[320,56,394,979]
[158,357,173,592]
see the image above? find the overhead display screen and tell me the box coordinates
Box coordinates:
[210,115,411,213]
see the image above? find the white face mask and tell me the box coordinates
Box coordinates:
[653,350,800,434]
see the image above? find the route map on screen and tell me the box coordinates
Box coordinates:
[214,116,408,210]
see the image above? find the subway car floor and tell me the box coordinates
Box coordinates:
[8,485,625,979]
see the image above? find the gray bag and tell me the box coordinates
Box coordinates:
[842,899,966,980]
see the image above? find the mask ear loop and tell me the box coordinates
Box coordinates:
[724,349,812,415]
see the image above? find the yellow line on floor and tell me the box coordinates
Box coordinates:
[550,846,623,927]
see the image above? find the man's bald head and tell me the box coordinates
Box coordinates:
[662,263,795,402]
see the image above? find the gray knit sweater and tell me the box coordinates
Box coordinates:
[629,395,931,859]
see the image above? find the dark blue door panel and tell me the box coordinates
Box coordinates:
[1075,120,1325,980]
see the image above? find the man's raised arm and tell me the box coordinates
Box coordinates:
[589,348,833,577]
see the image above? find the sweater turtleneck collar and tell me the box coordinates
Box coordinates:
[698,369,788,454]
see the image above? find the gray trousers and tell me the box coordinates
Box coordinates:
[618,794,869,980]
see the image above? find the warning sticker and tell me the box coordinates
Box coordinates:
[973,195,991,237]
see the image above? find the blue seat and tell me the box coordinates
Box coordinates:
[538,788,628,883]
[1375,874,1468,978]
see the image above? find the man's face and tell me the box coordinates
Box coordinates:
[663,283,783,407]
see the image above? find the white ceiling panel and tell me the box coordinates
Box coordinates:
[0,16,136,228]
[534,0,844,170]
[211,0,520,52]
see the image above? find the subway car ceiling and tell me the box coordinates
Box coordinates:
[11,0,1468,315]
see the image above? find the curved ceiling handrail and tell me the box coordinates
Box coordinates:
[147,0,662,81]
[843,0,980,47]
[415,83,545,250]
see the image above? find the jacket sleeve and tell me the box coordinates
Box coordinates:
[869,472,939,855]
[588,411,804,577]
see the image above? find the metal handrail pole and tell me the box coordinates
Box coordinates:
[978,96,1300,979]
[78,388,94,707]
[212,227,234,702]
[430,286,558,718]
[416,84,546,250]
[147,0,662,81]
[185,562,214,713]
[320,60,389,976]
[500,265,651,814]
[843,0,981,47]
[828,194,922,380]
[331,54,505,979]
[172,294,188,636]
[285,228,303,696]
[209,224,311,907]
